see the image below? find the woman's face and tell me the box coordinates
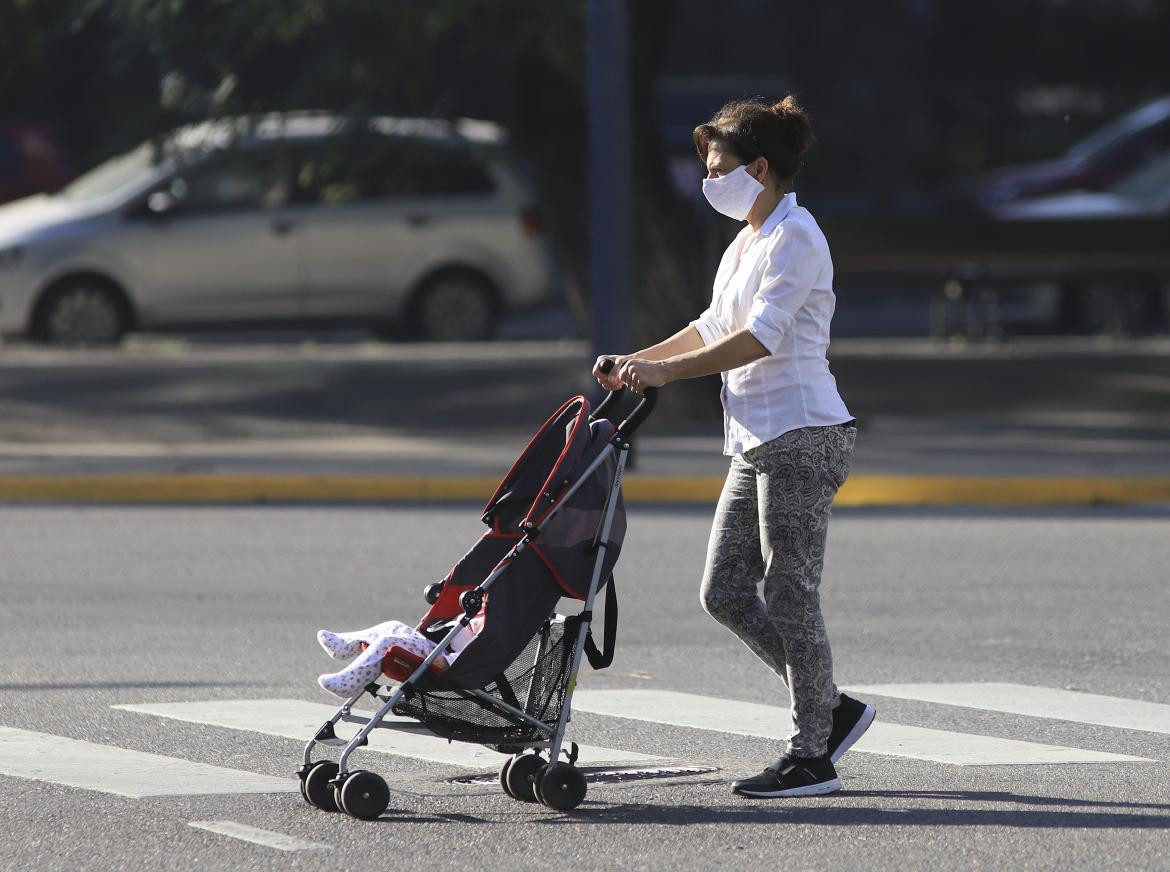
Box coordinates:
[705,140,767,183]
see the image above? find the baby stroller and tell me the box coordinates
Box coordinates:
[297,368,656,819]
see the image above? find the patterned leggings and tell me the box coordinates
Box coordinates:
[699,424,856,757]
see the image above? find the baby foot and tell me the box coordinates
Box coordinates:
[317,658,386,698]
[316,630,364,660]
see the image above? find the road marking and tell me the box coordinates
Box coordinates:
[189,821,330,852]
[572,689,1154,766]
[114,698,666,768]
[0,726,298,798]
[847,683,1170,735]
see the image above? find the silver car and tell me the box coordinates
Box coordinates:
[0,114,555,344]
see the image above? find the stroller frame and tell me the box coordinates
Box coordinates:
[298,377,655,819]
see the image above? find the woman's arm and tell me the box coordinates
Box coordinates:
[634,324,706,361]
[617,328,768,392]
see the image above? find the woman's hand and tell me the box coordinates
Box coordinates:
[593,355,628,392]
[618,357,670,394]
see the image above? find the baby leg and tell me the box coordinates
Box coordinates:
[316,620,415,660]
[317,629,436,698]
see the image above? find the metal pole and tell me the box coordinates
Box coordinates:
[587,0,633,362]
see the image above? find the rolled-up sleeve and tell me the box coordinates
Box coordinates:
[744,225,819,355]
[689,304,725,346]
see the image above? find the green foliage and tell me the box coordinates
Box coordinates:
[1,0,584,166]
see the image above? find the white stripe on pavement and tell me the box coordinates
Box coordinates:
[572,689,1154,766]
[0,726,298,798]
[114,698,665,768]
[189,821,331,852]
[847,683,1170,735]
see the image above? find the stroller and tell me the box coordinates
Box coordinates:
[297,369,656,819]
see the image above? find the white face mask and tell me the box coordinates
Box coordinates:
[702,164,764,221]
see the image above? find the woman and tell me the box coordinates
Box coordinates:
[593,96,876,798]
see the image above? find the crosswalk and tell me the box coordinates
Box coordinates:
[0,726,297,798]
[570,689,1154,766]
[0,683,1164,805]
[845,683,1170,735]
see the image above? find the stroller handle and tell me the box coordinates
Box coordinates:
[594,357,658,437]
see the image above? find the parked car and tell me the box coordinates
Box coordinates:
[948,95,1170,215]
[0,123,75,206]
[993,150,1170,220]
[0,114,555,344]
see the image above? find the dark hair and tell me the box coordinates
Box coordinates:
[693,96,815,190]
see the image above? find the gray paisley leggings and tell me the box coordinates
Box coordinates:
[699,424,856,757]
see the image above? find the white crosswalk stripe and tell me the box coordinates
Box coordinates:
[113,698,666,768]
[571,689,1156,766]
[846,683,1170,735]
[189,821,331,852]
[0,726,298,798]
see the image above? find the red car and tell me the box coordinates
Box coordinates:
[0,123,75,205]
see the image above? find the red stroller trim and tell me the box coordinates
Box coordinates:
[482,395,590,525]
[380,645,450,681]
[523,399,590,527]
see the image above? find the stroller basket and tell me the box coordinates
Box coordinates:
[393,618,573,747]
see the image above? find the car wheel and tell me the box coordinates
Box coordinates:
[35,278,130,346]
[412,272,498,342]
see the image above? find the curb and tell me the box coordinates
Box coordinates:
[1,475,1169,507]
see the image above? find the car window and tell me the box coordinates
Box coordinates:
[1067,99,1170,166]
[290,137,394,205]
[1109,151,1170,203]
[291,135,494,206]
[1090,117,1170,173]
[168,149,287,213]
[388,138,495,196]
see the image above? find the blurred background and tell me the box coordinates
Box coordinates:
[0,0,1168,480]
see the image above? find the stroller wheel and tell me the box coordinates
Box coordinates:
[338,770,390,821]
[538,763,587,811]
[504,753,545,803]
[499,757,518,799]
[303,761,340,812]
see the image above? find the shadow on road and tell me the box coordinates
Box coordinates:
[525,790,1170,828]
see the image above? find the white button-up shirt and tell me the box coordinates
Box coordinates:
[690,192,852,455]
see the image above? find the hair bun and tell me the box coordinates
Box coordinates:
[769,95,814,157]
[770,96,802,116]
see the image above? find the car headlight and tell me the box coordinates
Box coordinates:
[0,246,23,268]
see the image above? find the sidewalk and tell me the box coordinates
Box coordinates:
[1,337,1168,507]
[1,426,1168,506]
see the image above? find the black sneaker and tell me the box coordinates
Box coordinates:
[731,753,841,798]
[827,693,877,764]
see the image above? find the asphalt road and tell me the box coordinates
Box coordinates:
[2,504,1169,871]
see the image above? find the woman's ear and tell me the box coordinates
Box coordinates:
[748,156,769,184]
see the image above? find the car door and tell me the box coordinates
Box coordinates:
[286,135,416,320]
[122,146,303,325]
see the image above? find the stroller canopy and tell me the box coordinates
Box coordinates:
[481,395,626,600]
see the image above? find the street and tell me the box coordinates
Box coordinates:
[2,503,1168,871]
